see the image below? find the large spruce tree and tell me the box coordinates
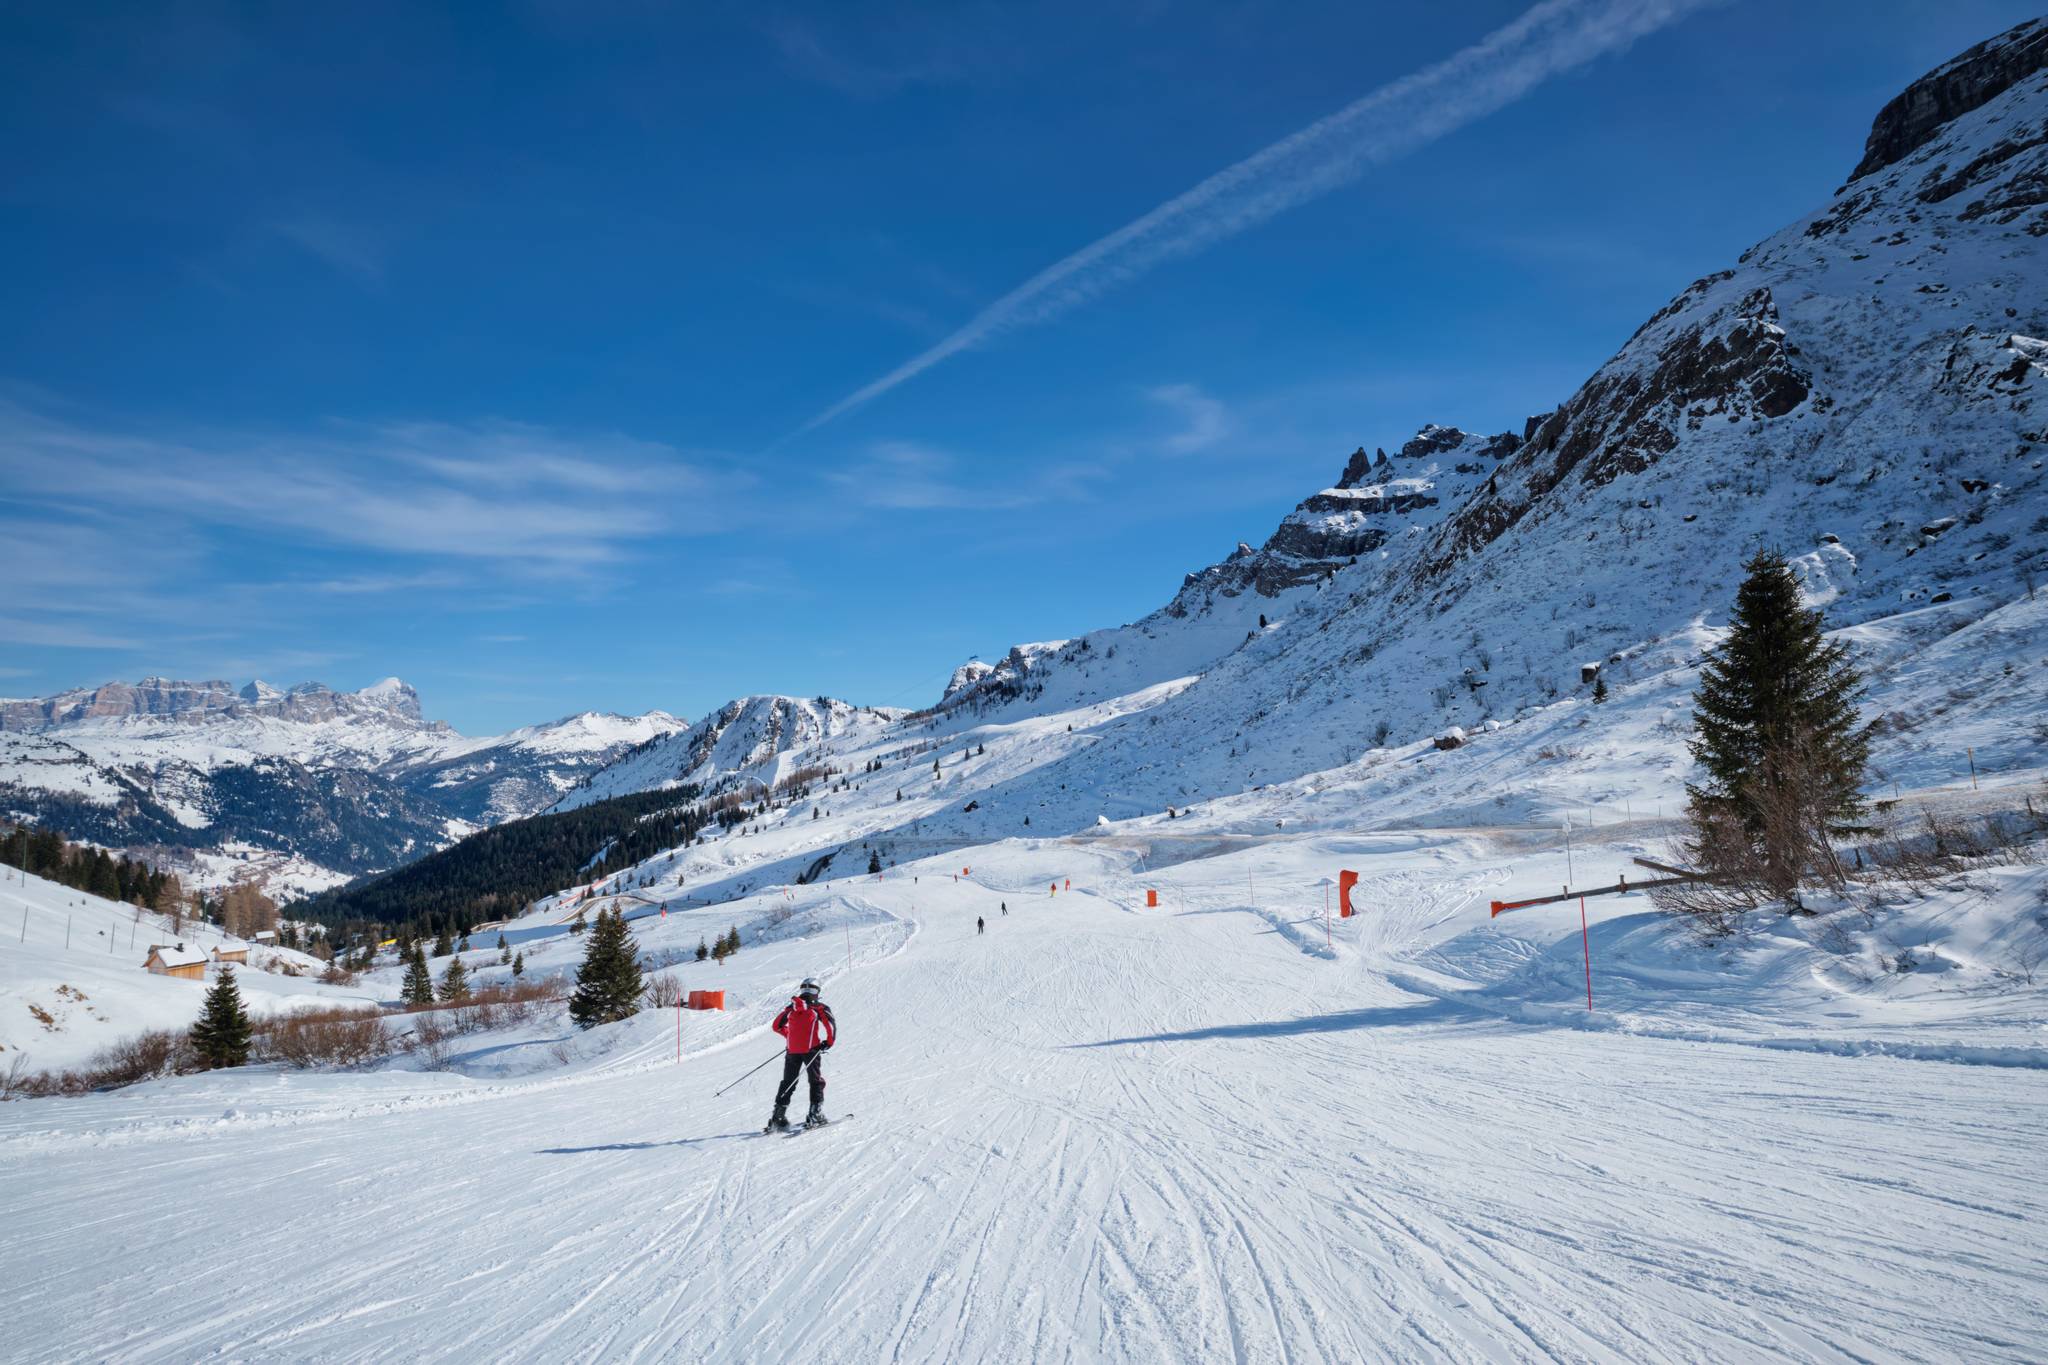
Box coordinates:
[1686,550,1869,893]
[190,966,253,1068]
[439,955,471,1003]
[568,907,643,1028]
[401,944,436,1007]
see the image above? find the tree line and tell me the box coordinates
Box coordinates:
[291,783,708,945]
[1,822,184,914]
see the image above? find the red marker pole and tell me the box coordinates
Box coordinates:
[1580,896,1593,1011]
[676,1002,682,1063]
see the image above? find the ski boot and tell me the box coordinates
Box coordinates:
[765,1106,791,1133]
[803,1105,830,1129]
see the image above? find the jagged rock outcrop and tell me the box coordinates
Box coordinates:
[1851,17,2048,179]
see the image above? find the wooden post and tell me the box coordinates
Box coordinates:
[1580,897,1593,1011]
[1967,747,1978,791]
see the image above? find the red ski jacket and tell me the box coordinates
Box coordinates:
[773,997,835,1054]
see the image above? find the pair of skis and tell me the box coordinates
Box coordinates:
[762,1113,850,1137]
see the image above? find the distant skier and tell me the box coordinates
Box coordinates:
[977,916,985,935]
[766,978,835,1131]
[1001,902,1008,916]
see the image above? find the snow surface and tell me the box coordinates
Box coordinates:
[2,822,2043,1361]
[0,868,373,1070]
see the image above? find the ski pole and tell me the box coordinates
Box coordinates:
[714,1052,781,1097]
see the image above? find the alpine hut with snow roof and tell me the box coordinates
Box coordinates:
[144,943,208,980]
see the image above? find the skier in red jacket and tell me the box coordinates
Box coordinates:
[767,978,836,1131]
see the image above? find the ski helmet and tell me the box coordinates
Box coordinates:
[799,977,821,998]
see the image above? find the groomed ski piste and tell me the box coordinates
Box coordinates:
[2,769,2044,1361]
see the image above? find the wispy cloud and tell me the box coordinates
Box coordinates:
[0,616,140,650]
[765,13,993,97]
[788,0,1713,438]
[1147,382,1231,456]
[308,571,469,595]
[826,440,1107,512]
[0,404,731,573]
[269,214,388,284]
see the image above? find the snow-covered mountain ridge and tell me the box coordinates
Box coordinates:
[542,19,2046,873]
[0,676,682,893]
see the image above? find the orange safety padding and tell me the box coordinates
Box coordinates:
[685,990,703,1009]
[1146,889,1158,907]
[698,990,724,1010]
[1338,869,1360,918]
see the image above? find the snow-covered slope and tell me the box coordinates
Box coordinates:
[557,695,902,811]
[0,676,681,892]
[5,809,2045,1359]
[0,866,372,1071]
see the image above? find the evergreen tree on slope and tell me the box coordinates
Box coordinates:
[401,944,436,1007]
[569,906,643,1028]
[1686,550,1869,895]
[439,955,471,1003]
[190,965,253,1069]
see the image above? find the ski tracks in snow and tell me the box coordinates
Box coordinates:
[1,852,2043,1361]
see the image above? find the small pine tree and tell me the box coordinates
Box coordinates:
[459,932,471,953]
[499,939,512,965]
[439,955,471,1002]
[401,945,435,1007]
[572,910,588,935]
[511,951,525,978]
[868,850,882,874]
[1592,676,1609,704]
[725,926,741,956]
[1686,550,1869,894]
[569,907,643,1028]
[695,937,709,962]
[433,927,453,957]
[190,966,253,1068]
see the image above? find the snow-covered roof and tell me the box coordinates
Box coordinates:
[146,944,207,969]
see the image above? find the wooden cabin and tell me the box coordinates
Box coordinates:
[145,944,208,980]
[212,945,249,965]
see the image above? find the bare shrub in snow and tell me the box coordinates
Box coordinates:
[260,1009,391,1069]
[411,1013,455,1069]
[645,975,685,1009]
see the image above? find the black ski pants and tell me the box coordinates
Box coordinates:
[775,1048,826,1111]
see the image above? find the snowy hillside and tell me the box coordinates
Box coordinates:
[5,794,2045,1358]
[553,18,2046,861]
[556,694,903,811]
[0,675,681,893]
[0,866,372,1071]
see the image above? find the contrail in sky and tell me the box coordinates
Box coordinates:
[788,0,1716,440]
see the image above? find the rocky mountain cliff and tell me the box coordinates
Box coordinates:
[0,677,681,893]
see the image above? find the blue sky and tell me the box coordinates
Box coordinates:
[1,0,2037,733]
